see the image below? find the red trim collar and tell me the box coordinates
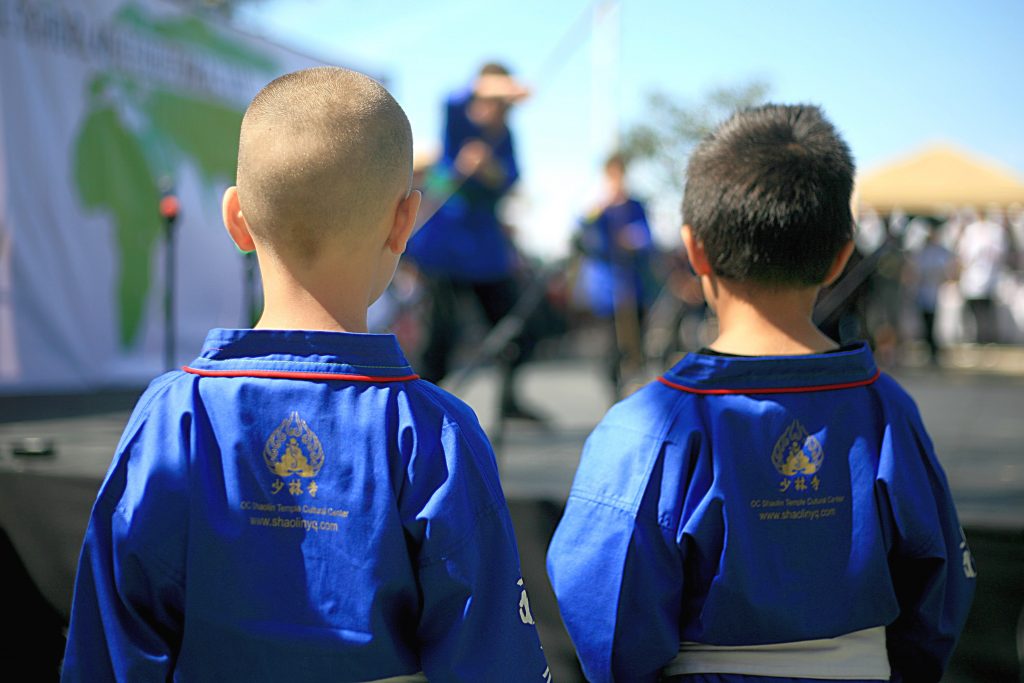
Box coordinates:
[182,366,419,383]
[657,369,881,395]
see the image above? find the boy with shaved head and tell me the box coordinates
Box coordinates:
[62,67,549,683]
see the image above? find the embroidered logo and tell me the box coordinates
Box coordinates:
[960,527,978,578]
[517,577,535,625]
[771,420,824,492]
[263,412,325,497]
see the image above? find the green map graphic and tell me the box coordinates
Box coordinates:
[74,3,276,347]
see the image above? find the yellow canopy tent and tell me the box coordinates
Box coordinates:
[855,144,1024,215]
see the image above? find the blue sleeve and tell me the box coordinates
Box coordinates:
[877,395,976,682]
[62,376,189,682]
[410,418,549,682]
[442,90,473,163]
[630,200,653,252]
[579,211,611,260]
[547,423,682,683]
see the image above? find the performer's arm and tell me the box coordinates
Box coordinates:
[453,139,509,189]
[625,201,654,252]
[62,377,188,682]
[547,425,683,683]
[411,420,549,682]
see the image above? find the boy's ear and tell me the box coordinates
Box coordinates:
[387,189,422,255]
[680,225,713,276]
[222,186,256,253]
[823,240,856,286]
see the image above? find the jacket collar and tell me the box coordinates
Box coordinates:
[659,342,879,395]
[183,329,418,383]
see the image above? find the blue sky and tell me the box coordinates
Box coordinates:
[237,0,1024,255]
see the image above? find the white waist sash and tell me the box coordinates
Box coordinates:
[662,626,890,680]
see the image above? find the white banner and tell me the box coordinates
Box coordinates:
[0,0,329,393]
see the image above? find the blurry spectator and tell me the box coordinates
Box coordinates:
[1004,204,1023,272]
[866,219,906,366]
[854,206,886,253]
[907,219,955,364]
[902,214,931,253]
[957,209,1008,343]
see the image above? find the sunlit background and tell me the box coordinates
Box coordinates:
[234,0,1024,255]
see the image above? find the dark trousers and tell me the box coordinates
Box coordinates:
[920,309,939,362]
[419,275,536,389]
[604,302,647,397]
[966,297,998,344]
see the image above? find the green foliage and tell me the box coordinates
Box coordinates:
[620,80,770,191]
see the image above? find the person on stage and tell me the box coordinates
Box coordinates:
[406,62,544,421]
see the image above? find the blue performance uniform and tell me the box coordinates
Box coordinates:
[547,343,975,683]
[63,329,549,683]
[406,87,519,283]
[575,198,655,317]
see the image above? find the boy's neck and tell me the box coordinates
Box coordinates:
[253,252,373,334]
[706,279,838,356]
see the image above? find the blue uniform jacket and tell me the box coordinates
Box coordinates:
[63,329,549,682]
[575,198,654,317]
[547,343,975,683]
[406,87,518,282]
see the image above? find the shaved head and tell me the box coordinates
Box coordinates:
[236,67,413,261]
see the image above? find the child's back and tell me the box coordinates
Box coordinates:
[62,68,548,683]
[67,330,545,681]
[547,104,975,683]
[550,345,973,682]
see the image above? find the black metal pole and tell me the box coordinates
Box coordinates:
[164,219,175,370]
[244,251,259,327]
[159,192,180,371]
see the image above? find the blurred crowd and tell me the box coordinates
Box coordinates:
[839,205,1024,365]
[366,63,1024,402]
[370,201,1024,393]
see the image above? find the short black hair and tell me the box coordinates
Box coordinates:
[682,104,855,286]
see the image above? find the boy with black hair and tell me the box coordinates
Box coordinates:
[62,67,549,683]
[547,104,975,683]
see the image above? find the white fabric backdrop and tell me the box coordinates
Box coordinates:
[0,0,326,393]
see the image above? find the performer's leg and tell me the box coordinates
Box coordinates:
[419,276,460,384]
[472,277,544,421]
[921,309,939,363]
[472,277,539,368]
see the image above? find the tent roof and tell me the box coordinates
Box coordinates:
[855,144,1024,214]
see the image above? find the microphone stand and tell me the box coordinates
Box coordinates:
[159,192,180,371]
